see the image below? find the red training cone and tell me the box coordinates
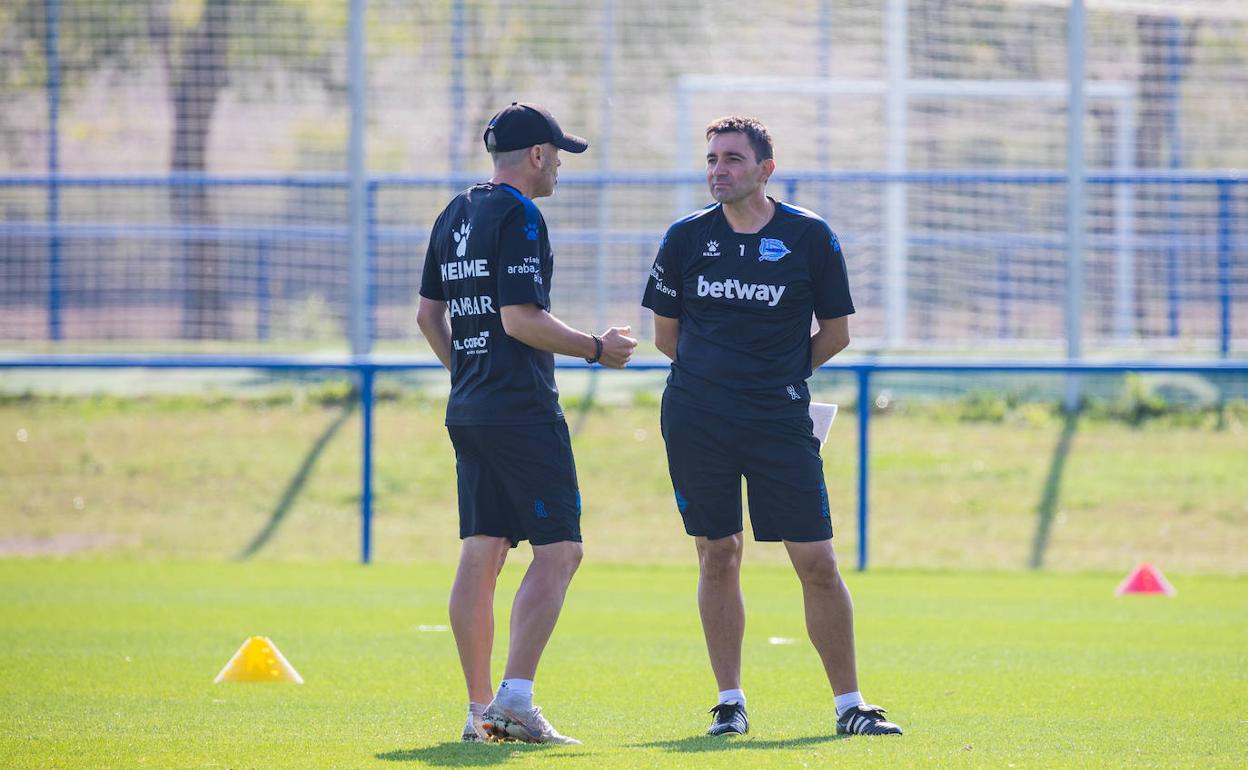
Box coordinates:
[1115,562,1176,596]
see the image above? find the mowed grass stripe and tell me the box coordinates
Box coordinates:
[0,560,1243,769]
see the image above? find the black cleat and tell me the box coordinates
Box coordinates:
[836,704,902,736]
[706,701,749,736]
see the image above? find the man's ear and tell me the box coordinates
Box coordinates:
[529,145,544,168]
[760,158,776,183]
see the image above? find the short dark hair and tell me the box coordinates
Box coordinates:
[705,116,774,162]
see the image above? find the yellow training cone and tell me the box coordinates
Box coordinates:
[214,636,304,684]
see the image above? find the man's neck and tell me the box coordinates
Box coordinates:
[721,193,774,234]
[490,171,533,199]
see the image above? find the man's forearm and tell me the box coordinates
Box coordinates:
[653,315,680,362]
[811,335,846,369]
[811,318,850,369]
[421,319,453,369]
[501,305,596,359]
[417,300,454,369]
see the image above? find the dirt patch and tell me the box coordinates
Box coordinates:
[0,533,137,557]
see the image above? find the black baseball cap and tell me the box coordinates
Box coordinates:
[483,102,589,154]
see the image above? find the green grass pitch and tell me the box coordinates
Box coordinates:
[0,559,1243,768]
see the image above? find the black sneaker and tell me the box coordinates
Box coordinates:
[706,701,749,736]
[836,704,902,735]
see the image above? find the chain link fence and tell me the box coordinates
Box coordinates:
[1,0,1245,354]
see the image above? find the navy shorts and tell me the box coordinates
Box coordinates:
[447,420,582,547]
[660,391,832,542]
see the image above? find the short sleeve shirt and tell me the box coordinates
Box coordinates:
[420,183,562,425]
[641,199,854,419]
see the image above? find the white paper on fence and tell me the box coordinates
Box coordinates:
[809,402,839,447]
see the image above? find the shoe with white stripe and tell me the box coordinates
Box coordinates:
[836,704,903,736]
[461,711,487,742]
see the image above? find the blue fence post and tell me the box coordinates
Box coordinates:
[359,365,375,564]
[366,180,379,346]
[1165,17,1183,338]
[856,366,872,571]
[785,178,799,204]
[815,0,831,218]
[1167,182,1181,337]
[346,0,369,356]
[998,247,1011,338]
[1218,181,1232,357]
[45,0,62,341]
[449,0,466,175]
[256,239,270,341]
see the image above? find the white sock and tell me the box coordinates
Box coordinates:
[718,688,746,707]
[468,702,486,716]
[497,678,534,707]
[835,691,865,717]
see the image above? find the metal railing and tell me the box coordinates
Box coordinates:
[3,354,1245,568]
[2,170,1243,351]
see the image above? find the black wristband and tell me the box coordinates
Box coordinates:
[585,334,603,364]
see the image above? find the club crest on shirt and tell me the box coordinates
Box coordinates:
[452,221,471,258]
[758,238,790,262]
[703,240,721,257]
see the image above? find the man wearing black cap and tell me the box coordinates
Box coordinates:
[418,102,636,745]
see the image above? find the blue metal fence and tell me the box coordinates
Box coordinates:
[2,354,1244,568]
[2,171,1243,350]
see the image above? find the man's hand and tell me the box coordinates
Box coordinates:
[596,326,637,368]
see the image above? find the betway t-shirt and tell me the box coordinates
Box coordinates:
[641,199,855,419]
[420,182,562,425]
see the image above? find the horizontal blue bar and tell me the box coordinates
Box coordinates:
[3,221,1239,255]
[1,355,1244,375]
[0,222,350,242]
[371,170,1248,187]
[1,170,1245,188]
[0,174,349,188]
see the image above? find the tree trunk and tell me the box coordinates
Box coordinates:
[172,0,230,340]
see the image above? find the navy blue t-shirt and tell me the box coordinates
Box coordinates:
[420,183,562,425]
[641,199,855,419]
